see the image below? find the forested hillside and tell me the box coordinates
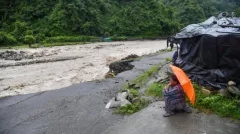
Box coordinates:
[0,0,239,46]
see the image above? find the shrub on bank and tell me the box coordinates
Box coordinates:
[111,35,128,41]
[0,32,18,46]
[44,36,99,43]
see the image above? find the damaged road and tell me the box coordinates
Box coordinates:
[1,50,239,134]
[0,41,166,97]
[0,52,173,134]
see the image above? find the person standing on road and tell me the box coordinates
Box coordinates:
[163,74,192,117]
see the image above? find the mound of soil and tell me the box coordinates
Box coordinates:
[121,54,138,60]
[109,54,139,75]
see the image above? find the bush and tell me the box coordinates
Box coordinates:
[146,83,165,97]
[236,8,240,16]
[129,89,139,98]
[35,34,46,42]
[24,35,36,47]
[44,36,98,43]
[0,32,18,46]
[111,36,128,41]
[193,84,240,119]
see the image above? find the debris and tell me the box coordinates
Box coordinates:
[121,54,138,60]
[109,59,134,74]
[104,72,115,79]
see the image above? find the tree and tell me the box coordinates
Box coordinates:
[236,8,240,17]
[24,35,35,48]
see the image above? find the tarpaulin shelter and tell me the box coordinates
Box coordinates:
[175,15,240,89]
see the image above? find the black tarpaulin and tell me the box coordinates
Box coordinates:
[175,16,240,89]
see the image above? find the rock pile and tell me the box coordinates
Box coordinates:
[201,81,240,97]
[227,81,240,96]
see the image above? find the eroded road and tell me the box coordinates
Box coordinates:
[0,52,173,134]
[1,51,239,134]
[0,40,166,97]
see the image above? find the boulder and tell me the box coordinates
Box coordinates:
[228,81,236,86]
[218,89,230,97]
[120,99,131,107]
[201,88,212,95]
[105,97,121,109]
[227,86,240,96]
[116,92,128,101]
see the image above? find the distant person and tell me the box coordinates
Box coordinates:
[170,38,174,50]
[167,37,174,50]
[163,74,192,117]
[172,51,178,66]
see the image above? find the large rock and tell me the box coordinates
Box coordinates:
[106,92,131,109]
[228,81,236,86]
[227,86,240,96]
[201,88,212,95]
[116,92,128,101]
[120,99,131,107]
[105,97,121,109]
[218,89,230,97]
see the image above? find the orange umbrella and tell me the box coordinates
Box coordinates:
[170,65,196,105]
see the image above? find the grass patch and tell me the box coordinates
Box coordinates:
[146,82,165,98]
[114,98,149,115]
[165,57,172,62]
[193,84,240,120]
[132,65,159,87]
[129,88,139,98]
[44,36,100,43]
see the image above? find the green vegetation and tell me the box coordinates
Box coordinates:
[132,65,159,87]
[117,63,161,115]
[193,84,240,120]
[146,83,165,98]
[129,89,139,98]
[165,57,172,62]
[114,98,149,115]
[24,35,36,47]
[1,0,239,47]
[161,0,240,26]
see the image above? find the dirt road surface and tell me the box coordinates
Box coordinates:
[0,40,166,97]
